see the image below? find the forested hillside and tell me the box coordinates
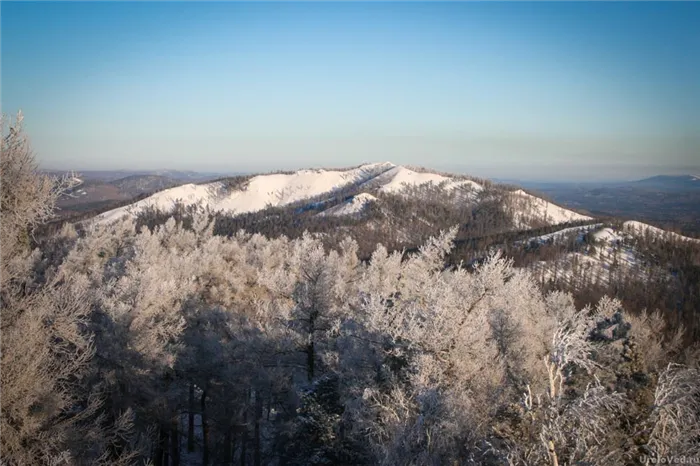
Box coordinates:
[3,114,700,465]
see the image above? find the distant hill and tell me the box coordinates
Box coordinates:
[40,169,234,182]
[40,169,239,217]
[111,174,183,194]
[633,174,700,191]
[53,173,215,217]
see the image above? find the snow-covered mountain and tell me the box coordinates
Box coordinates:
[94,162,593,229]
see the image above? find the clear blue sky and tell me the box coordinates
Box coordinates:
[2,1,698,181]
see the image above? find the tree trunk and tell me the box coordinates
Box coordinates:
[306,339,315,382]
[266,393,272,422]
[546,358,557,399]
[241,390,249,466]
[153,423,166,466]
[254,391,263,466]
[162,425,170,466]
[171,415,181,466]
[306,300,318,383]
[188,384,195,453]
[224,425,233,465]
[202,390,210,466]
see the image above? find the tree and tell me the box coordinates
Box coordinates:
[1,112,78,287]
[1,112,138,465]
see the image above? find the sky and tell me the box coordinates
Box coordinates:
[2,1,699,182]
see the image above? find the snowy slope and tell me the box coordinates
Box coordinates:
[361,166,483,196]
[318,193,377,218]
[527,225,645,289]
[528,251,630,288]
[507,190,592,228]
[97,183,217,224]
[96,162,394,224]
[524,222,697,291]
[622,221,700,243]
[592,227,624,243]
[519,223,602,246]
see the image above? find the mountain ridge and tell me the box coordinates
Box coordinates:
[92,162,592,230]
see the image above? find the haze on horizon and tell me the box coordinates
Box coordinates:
[2,1,698,182]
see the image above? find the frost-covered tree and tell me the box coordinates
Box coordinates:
[13,199,699,465]
[1,112,139,465]
[1,112,77,287]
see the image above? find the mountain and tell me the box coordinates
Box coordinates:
[92,162,590,230]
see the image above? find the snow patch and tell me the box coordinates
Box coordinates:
[592,227,624,244]
[520,223,602,246]
[529,244,644,289]
[318,193,377,218]
[362,166,483,196]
